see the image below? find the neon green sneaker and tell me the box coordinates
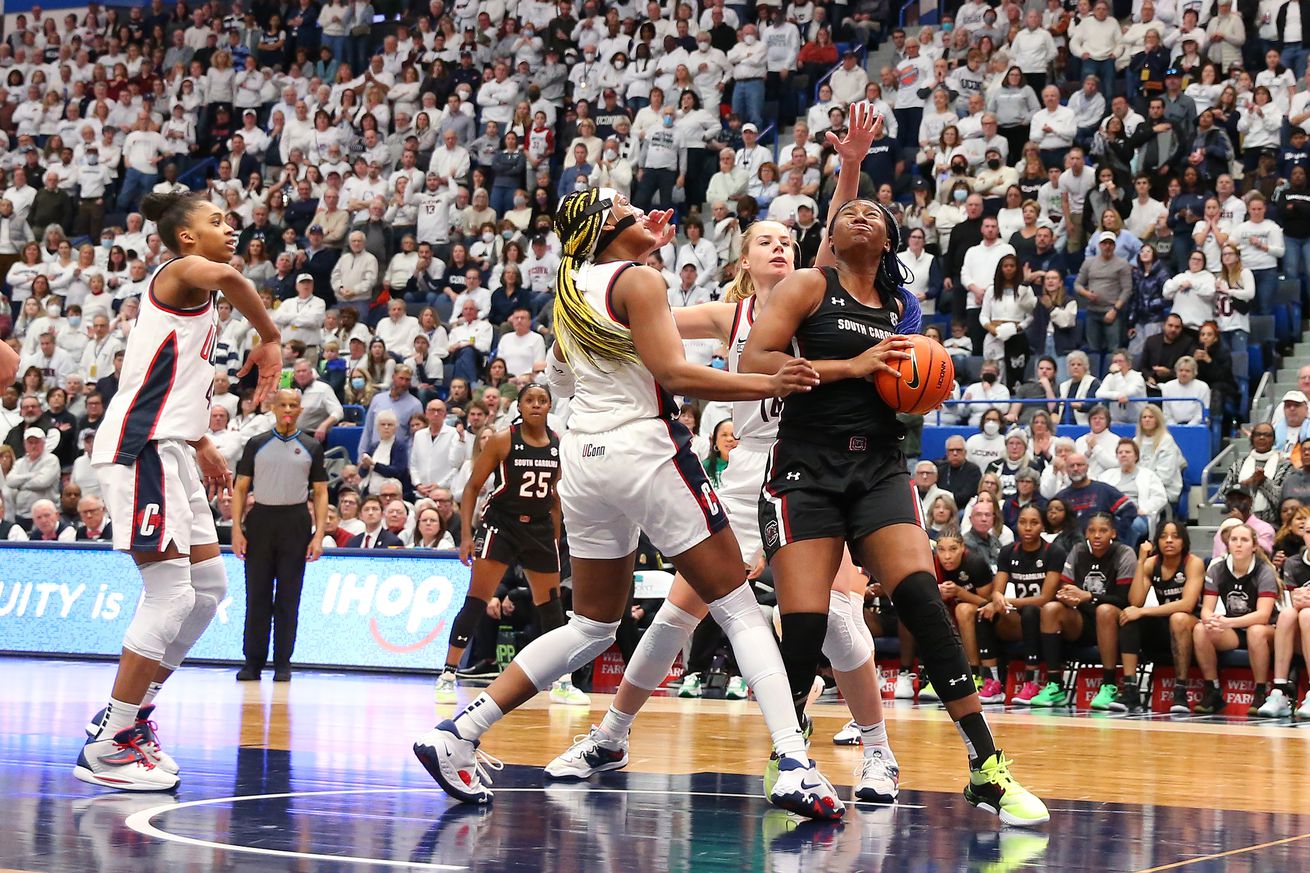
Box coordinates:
[764,714,813,797]
[433,671,458,705]
[1028,681,1070,707]
[964,751,1050,827]
[1089,683,1117,711]
[918,681,939,701]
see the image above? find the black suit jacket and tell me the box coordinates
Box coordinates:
[346,529,404,549]
[76,521,113,542]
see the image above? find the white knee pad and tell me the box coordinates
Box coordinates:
[848,591,876,650]
[123,557,195,662]
[161,556,228,671]
[708,583,786,688]
[824,590,873,673]
[516,613,619,690]
[626,600,701,691]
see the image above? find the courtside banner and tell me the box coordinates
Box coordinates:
[0,543,470,671]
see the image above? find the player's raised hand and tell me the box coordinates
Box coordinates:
[239,340,283,404]
[770,357,821,396]
[826,100,881,163]
[645,208,676,247]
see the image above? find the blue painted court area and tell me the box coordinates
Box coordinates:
[3,659,1309,873]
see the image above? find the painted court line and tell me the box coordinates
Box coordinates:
[1133,832,1310,872]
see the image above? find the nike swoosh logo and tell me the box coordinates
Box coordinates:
[801,777,823,790]
[904,353,921,390]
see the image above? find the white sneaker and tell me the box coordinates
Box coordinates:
[725,676,749,699]
[85,705,178,775]
[1257,688,1292,718]
[545,726,630,779]
[434,672,458,705]
[413,720,502,804]
[833,719,861,746]
[853,749,900,804]
[768,757,845,821]
[1298,693,1310,720]
[894,673,916,700]
[73,726,180,792]
[549,679,590,706]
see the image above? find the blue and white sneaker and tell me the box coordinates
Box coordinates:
[73,725,180,792]
[853,749,900,803]
[545,727,629,779]
[413,720,503,805]
[85,705,178,775]
[768,757,845,821]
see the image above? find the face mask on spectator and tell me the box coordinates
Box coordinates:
[481,231,494,243]
[983,419,1000,436]
[952,162,967,174]
[744,34,757,45]
[953,188,967,202]
[614,59,626,69]
[604,148,617,161]
[514,195,527,207]
[982,371,998,385]
[575,179,589,192]
[68,315,82,327]
[501,230,513,240]
[663,116,674,127]
[987,158,1001,170]
[47,304,61,318]
[102,238,113,248]
[698,40,710,51]
[351,377,366,390]
[87,154,99,165]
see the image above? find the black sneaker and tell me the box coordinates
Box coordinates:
[1247,685,1268,717]
[1169,685,1191,714]
[455,660,501,679]
[1107,684,1140,713]
[236,667,261,681]
[273,668,292,682]
[1193,684,1224,715]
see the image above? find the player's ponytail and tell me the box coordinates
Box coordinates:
[553,188,640,368]
[141,191,203,252]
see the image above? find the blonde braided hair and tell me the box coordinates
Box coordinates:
[553,188,640,367]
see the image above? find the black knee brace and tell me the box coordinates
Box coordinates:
[1020,604,1042,662]
[976,614,997,662]
[780,612,828,716]
[890,571,974,703]
[1118,618,1142,655]
[535,590,566,634]
[451,596,487,649]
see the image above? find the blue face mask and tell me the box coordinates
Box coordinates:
[351,377,366,390]
[942,22,954,32]
[710,357,727,370]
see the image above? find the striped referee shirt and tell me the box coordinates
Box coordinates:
[236,429,328,507]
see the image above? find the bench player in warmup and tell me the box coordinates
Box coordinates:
[75,191,281,791]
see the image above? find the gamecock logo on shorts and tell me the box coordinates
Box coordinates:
[764,520,780,547]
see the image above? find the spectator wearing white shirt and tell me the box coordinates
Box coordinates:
[1124,175,1167,241]
[1069,1,1122,101]
[330,231,379,322]
[960,359,1012,428]
[892,40,935,149]
[1030,85,1078,168]
[761,8,801,122]
[1231,195,1285,315]
[272,274,327,356]
[960,217,1016,339]
[675,220,721,289]
[1160,355,1210,426]
[116,115,167,212]
[374,298,422,358]
[1096,349,1149,423]
[410,398,462,498]
[1162,249,1217,330]
[495,308,547,377]
[735,124,773,179]
[447,299,494,386]
[726,24,769,128]
[1009,10,1056,93]
[1096,438,1168,539]
[290,360,344,443]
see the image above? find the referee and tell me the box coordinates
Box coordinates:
[232,389,329,682]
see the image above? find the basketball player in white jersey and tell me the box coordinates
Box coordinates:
[413,187,849,820]
[546,104,903,804]
[75,192,281,791]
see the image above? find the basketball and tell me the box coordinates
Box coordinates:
[873,334,955,415]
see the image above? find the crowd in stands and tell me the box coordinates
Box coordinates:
[0,0,1308,710]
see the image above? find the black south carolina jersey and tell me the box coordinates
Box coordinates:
[1149,558,1191,604]
[997,541,1065,600]
[1204,558,1279,619]
[779,267,907,441]
[1061,542,1136,607]
[937,549,994,594]
[486,426,561,520]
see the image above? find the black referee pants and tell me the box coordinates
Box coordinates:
[242,504,313,672]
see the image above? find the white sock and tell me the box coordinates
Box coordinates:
[860,721,897,766]
[140,681,165,708]
[597,705,636,744]
[98,696,139,739]
[451,693,503,741]
[707,582,807,763]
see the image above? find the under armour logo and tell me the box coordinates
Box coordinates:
[786,471,801,481]
[948,675,967,686]
[831,297,845,306]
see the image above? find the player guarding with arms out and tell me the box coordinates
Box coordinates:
[546,104,904,804]
[414,186,846,820]
[435,384,587,706]
[742,197,1049,826]
[75,192,282,791]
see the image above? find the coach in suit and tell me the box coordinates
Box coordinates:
[75,495,113,542]
[344,494,404,548]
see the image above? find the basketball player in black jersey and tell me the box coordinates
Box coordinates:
[742,198,1049,826]
[434,385,576,705]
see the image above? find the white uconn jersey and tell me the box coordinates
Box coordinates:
[560,260,679,433]
[727,297,781,449]
[92,259,220,466]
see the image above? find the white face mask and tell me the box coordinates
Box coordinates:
[481,231,494,243]
[47,305,61,319]
[983,420,1000,437]
[604,148,617,161]
[743,34,757,45]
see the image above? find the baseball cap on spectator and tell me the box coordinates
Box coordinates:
[742,123,758,133]
[308,224,324,234]
[296,273,314,283]
[1164,67,1182,77]
[1282,390,1309,405]
[1097,230,1117,244]
[24,427,44,442]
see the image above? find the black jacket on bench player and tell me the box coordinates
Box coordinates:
[473,425,562,573]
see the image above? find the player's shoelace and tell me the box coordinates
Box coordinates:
[469,748,504,787]
[103,730,156,770]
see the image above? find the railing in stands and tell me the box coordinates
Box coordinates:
[899,0,942,26]
[1200,441,1236,503]
[1248,369,1274,424]
[925,396,1208,426]
[812,44,867,101]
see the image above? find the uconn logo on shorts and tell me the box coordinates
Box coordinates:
[580,443,606,458]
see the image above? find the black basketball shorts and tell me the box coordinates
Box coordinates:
[758,436,923,559]
[473,511,560,573]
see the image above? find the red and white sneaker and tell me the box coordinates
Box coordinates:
[978,678,1006,704]
[73,725,180,792]
[1012,681,1043,706]
[85,705,178,774]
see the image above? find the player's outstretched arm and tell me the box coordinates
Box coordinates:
[183,257,282,402]
[815,102,882,271]
[620,265,817,401]
[670,301,737,342]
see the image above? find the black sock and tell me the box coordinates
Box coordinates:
[779,612,828,719]
[443,663,458,674]
[1040,633,1065,685]
[1277,680,1294,696]
[971,664,982,679]
[1103,666,1118,686]
[1204,679,1219,691]
[957,711,998,766]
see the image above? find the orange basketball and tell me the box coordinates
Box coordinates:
[873,334,955,415]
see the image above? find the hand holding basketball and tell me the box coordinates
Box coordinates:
[849,336,913,380]
[873,334,955,415]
